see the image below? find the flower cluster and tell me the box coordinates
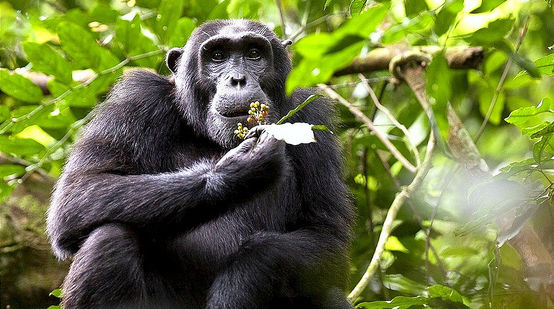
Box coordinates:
[234,122,249,139]
[247,101,269,125]
[234,101,270,139]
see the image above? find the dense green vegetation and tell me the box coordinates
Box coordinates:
[0,0,552,308]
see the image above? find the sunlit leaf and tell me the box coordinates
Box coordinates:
[350,0,367,16]
[0,165,26,178]
[0,69,44,103]
[168,17,196,48]
[434,0,464,36]
[23,42,73,84]
[505,98,554,135]
[0,136,45,156]
[384,236,409,253]
[534,53,554,75]
[428,285,464,304]
[471,0,506,13]
[467,18,514,45]
[155,0,185,44]
[57,21,102,69]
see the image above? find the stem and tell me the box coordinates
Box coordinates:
[358,74,421,167]
[348,132,435,303]
[474,16,530,142]
[275,0,287,39]
[318,84,417,173]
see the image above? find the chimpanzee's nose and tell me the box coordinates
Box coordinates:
[229,73,247,88]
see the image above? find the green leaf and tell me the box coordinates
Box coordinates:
[530,122,554,140]
[89,4,118,24]
[505,98,554,135]
[57,22,102,69]
[0,164,26,178]
[384,236,409,253]
[286,41,365,94]
[479,90,505,125]
[471,0,506,13]
[357,296,427,308]
[0,181,15,203]
[114,16,159,67]
[507,51,541,78]
[0,69,44,103]
[428,285,464,303]
[340,3,390,38]
[23,42,73,84]
[382,13,434,43]
[467,18,514,45]
[533,135,554,163]
[434,0,464,36]
[168,17,197,48]
[324,0,337,10]
[498,158,537,177]
[155,0,185,44]
[50,288,63,298]
[425,53,450,141]
[534,53,554,75]
[350,0,367,16]
[47,80,97,108]
[0,136,44,156]
[0,105,9,122]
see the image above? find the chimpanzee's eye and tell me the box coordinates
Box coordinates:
[211,50,226,62]
[246,48,262,60]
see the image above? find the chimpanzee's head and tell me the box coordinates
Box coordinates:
[166,20,293,148]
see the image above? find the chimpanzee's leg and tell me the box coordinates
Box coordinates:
[61,224,147,309]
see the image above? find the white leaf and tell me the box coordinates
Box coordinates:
[264,123,316,145]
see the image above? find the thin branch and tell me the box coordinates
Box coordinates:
[318,84,417,173]
[275,0,287,39]
[358,74,421,167]
[374,147,447,279]
[18,112,94,184]
[0,49,165,135]
[474,16,530,142]
[348,131,436,303]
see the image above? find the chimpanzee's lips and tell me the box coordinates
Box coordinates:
[219,109,250,118]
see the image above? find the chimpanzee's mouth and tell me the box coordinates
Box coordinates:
[219,109,250,118]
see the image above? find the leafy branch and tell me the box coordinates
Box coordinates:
[0,49,165,135]
[318,84,418,173]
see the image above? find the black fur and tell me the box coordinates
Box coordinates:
[47,20,353,309]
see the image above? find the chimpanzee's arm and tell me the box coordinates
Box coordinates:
[47,71,284,259]
[207,93,353,308]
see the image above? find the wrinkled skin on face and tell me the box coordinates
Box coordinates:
[166,20,293,149]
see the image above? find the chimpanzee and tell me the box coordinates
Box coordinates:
[47,19,353,308]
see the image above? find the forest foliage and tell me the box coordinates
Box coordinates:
[0,0,552,308]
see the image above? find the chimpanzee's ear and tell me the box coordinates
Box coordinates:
[166,48,184,74]
[281,39,292,48]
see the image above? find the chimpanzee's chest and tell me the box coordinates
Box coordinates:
[166,165,299,275]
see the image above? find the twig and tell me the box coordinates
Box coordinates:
[18,112,94,184]
[0,49,165,135]
[275,0,287,39]
[474,16,530,142]
[358,74,421,167]
[318,84,417,173]
[374,147,447,279]
[289,12,347,42]
[348,131,436,303]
